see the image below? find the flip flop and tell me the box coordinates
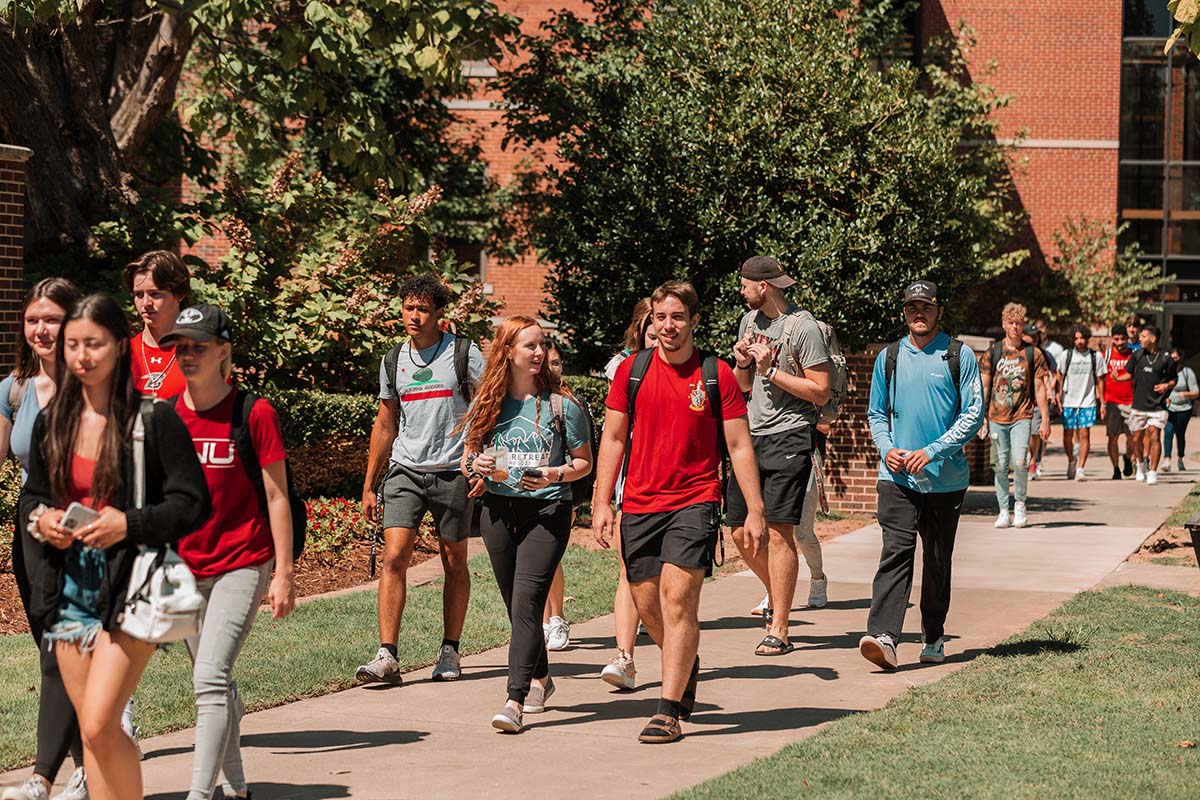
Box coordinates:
[755,634,794,656]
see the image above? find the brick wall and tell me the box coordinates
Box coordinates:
[0,145,30,369]
[825,343,992,516]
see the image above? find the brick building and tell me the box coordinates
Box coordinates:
[0,145,31,363]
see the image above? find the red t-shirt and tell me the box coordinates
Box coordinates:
[131,331,187,399]
[1104,346,1134,406]
[174,391,287,578]
[606,351,747,514]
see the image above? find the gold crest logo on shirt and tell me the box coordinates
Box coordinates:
[688,381,707,412]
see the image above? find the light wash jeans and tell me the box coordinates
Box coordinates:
[184,561,272,800]
[990,419,1031,510]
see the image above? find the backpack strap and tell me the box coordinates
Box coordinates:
[8,373,26,419]
[986,340,1004,409]
[947,338,964,411]
[779,311,804,374]
[620,348,657,485]
[383,345,402,405]
[884,340,902,431]
[454,335,473,403]
[230,389,265,495]
[550,391,566,442]
[1063,347,1074,396]
[700,353,727,459]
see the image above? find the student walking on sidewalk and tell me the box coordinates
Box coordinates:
[1115,325,1176,485]
[860,282,983,670]
[163,305,296,799]
[358,276,483,685]
[979,303,1050,528]
[125,251,193,400]
[1057,325,1106,481]
[1103,325,1136,479]
[1162,346,1197,472]
[592,281,767,744]
[19,294,210,800]
[459,316,593,733]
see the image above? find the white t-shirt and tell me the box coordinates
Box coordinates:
[1058,347,1105,409]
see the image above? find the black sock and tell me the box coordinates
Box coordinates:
[442,638,460,653]
[381,643,398,659]
[657,698,684,719]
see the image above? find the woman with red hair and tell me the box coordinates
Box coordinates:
[460,316,593,734]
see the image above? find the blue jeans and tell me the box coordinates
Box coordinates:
[990,419,1031,510]
[1164,409,1191,460]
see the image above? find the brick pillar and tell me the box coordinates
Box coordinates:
[0,145,30,370]
[825,342,993,515]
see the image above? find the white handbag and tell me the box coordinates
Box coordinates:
[119,400,203,643]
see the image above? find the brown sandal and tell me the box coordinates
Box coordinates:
[638,713,682,744]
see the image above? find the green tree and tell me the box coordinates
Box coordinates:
[0,0,516,259]
[498,0,1026,369]
[1037,217,1167,327]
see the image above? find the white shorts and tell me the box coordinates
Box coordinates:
[1128,409,1168,432]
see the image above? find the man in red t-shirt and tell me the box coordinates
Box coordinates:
[593,280,766,744]
[1103,324,1135,479]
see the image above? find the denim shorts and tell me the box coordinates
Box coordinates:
[45,542,106,650]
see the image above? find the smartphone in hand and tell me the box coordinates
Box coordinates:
[60,502,100,533]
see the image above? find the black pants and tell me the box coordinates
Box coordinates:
[480,494,571,704]
[14,526,84,781]
[866,481,966,644]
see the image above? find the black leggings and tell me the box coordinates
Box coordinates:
[480,494,571,704]
[13,526,84,781]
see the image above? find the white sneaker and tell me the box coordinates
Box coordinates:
[355,647,403,685]
[431,644,461,681]
[600,651,637,690]
[1146,470,1158,485]
[2,778,49,800]
[807,577,828,608]
[1013,502,1028,528]
[50,768,87,800]
[994,509,1011,528]
[858,633,898,670]
[545,616,570,651]
[1136,466,1146,482]
[750,594,770,616]
[1074,466,1086,482]
[1160,461,1171,473]
[1034,465,1044,480]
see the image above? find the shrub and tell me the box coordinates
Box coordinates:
[0,460,19,572]
[566,375,609,428]
[291,436,369,499]
[268,388,379,447]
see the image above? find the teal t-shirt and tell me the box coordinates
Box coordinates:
[485,392,589,501]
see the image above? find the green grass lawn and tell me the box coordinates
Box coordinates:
[677,585,1200,800]
[0,544,619,772]
[1163,481,1200,528]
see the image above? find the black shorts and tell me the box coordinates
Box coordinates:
[620,502,720,583]
[725,427,813,527]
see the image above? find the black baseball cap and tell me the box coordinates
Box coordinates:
[740,256,796,289]
[159,304,232,344]
[902,280,940,305]
[1022,322,1038,337]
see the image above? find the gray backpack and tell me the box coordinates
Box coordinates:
[754,310,848,426]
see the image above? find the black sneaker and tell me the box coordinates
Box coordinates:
[1123,455,1133,477]
[1112,467,1122,480]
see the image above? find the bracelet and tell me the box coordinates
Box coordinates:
[27,503,49,542]
[735,361,753,371]
[465,452,481,476]
[764,366,778,381]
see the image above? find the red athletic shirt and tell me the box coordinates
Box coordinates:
[174,391,287,578]
[131,331,187,399]
[606,350,747,514]
[1104,346,1134,406]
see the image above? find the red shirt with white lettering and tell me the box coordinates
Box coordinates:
[174,391,287,578]
[605,351,747,514]
[131,331,187,399]
[1104,346,1134,406]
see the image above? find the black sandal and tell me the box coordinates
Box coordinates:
[638,713,682,744]
[755,634,794,656]
[680,656,700,720]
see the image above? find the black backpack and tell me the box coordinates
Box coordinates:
[883,337,965,431]
[383,334,474,403]
[171,390,308,560]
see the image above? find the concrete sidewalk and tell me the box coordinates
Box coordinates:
[6,447,1194,799]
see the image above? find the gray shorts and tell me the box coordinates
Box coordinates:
[382,464,472,542]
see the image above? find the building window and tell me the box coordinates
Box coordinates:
[1118,10,1200,281]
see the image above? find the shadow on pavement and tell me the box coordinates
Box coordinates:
[147,781,350,800]
[241,728,429,754]
[962,493,1088,516]
[685,706,859,737]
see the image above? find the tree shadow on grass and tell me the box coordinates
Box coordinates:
[147,781,350,800]
[989,638,1083,657]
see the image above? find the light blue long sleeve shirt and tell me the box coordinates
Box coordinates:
[867,332,985,493]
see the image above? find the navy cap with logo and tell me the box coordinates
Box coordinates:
[159,303,233,345]
[902,280,940,305]
[740,255,797,289]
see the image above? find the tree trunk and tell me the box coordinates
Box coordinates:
[0,6,193,259]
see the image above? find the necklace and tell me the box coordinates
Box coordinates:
[408,332,446,369]
[140,332,177,393]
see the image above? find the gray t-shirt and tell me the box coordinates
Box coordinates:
[1058,348,1106,409]
[736,307,830,436]
[378,334,485,472]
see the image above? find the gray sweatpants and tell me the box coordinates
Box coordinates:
[796,450,824,579]
[184,561,272,800]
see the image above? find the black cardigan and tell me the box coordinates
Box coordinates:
[18,400,212,634]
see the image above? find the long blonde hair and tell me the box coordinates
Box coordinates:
[458,316,575,451]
